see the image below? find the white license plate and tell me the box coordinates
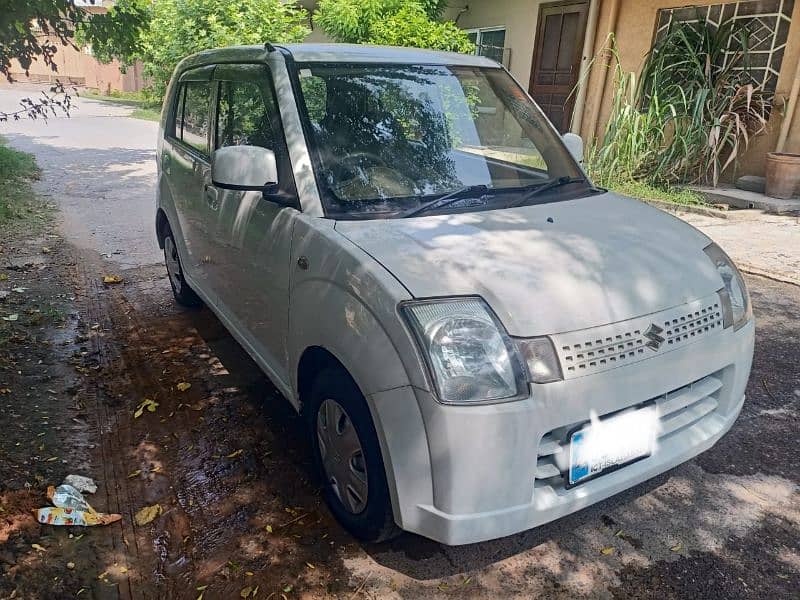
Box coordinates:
[568,404,658,487]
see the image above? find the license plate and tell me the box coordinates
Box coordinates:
[568,404,658,487]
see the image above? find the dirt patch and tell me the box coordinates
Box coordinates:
[1,208,367,598]
[610,515,800,599]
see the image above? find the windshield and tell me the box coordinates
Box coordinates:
[295,63,592,218]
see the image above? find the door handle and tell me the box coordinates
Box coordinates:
[204,183,219,211]
[162,154,171,175]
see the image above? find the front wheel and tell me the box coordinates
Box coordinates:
[308,368,400,543]
[163,229,202,308]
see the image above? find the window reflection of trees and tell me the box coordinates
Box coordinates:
[298,64,581,215]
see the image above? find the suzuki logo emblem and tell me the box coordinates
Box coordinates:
[643,324,665,351]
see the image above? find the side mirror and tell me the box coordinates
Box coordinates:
[211,145,278,191]
[562,133,584,163]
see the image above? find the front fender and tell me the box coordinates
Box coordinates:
[287,217,435,528]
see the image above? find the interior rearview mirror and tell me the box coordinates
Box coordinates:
[562,133,584,163]
[211,145,278,191]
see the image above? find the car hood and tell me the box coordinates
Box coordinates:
[334,193,722,336]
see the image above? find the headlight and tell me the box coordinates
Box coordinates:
[704,242,752,329]
[402,298,527,404]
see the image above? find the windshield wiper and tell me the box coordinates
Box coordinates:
[506,176,587,208]
[398,184,490,218]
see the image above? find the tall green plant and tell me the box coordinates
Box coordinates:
[589,18,769,188]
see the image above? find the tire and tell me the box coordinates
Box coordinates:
[308,368,401,543]
[163,227,203,308]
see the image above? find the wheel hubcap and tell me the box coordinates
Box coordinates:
[316,399,369,514]
[164,237,182,292]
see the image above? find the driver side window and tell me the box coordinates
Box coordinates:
[215,80,277,150]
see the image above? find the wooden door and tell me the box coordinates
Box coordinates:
[529,1,589,133]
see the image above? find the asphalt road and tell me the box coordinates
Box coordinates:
[1,85,798,599]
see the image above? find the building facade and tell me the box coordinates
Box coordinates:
[445,0,800,179]
[7,0,145,93]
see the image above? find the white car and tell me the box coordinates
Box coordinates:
[155,43,754,545]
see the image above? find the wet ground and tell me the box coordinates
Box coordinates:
[0,85,798,599]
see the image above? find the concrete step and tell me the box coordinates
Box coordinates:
[690,185,800,215]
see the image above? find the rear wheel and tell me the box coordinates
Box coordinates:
[308,368,400,543]
[163,228,202,307]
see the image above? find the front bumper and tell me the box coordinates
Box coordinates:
[369,319,754,545]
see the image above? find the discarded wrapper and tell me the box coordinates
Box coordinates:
[36,482,121,527]
[34,507,121,526]
[64,474,97,495]
[48,484,95,513]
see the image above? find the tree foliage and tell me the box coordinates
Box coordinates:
[314,0,473,53]
[122,0,310,96]
[370,4,474,53]
[76,0,151,67]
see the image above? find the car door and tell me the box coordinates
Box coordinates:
[163,66,217,296]
[205,63,300,389]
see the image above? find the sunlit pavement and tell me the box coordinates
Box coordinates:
[0,84,798,598]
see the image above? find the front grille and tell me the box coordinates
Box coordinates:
[534,372,724,491]
[552,293,723,379]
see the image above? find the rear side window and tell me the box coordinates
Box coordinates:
[172,81,212,157]
[216,81,277,150]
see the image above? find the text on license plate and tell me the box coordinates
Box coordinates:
[569,404,658,486]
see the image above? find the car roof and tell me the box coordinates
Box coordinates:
[175,43,499,74]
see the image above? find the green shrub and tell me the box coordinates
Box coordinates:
[315,0,473,53]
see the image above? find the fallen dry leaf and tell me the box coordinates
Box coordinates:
[134,504,162,526]
[670,543,683,552]
[102,275,123,284]
[134,398,159,419]
[31,543,46,552]
[226,449,243,459]
[240,586,253,598]
[127,469,142,478]
[600,547,614,555]
[176,382,191,392]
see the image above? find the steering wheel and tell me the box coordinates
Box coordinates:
[340,152,388,172]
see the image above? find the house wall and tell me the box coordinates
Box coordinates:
[9,40,145,93]
[581,0,800,178]
[444,0,541,86]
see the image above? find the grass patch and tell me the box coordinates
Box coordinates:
[0,137,41,224]
[80,89,162,121]
[597,176,707,207]
[130,106,162,122]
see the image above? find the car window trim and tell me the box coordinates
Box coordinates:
[211,62,300,209]
[168,80,214,163]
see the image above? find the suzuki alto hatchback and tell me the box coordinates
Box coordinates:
[155,44,754,545]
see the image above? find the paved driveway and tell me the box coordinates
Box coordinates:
[1,85,797,599]
[0,84,161,269]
